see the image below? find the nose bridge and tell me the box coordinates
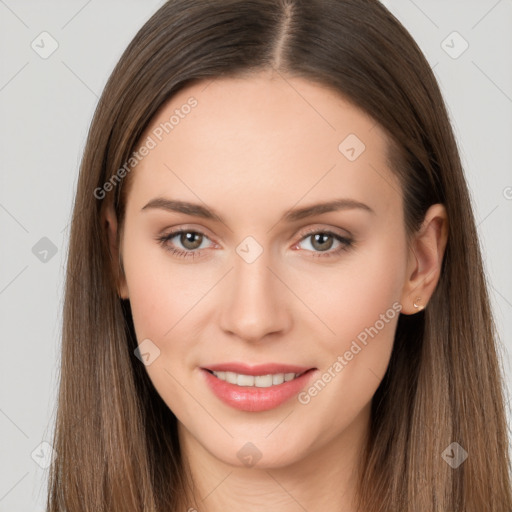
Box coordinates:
[219,243,290,341]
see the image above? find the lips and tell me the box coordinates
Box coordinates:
[200,362,318,412]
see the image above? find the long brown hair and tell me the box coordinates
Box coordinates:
[47,0,512,510]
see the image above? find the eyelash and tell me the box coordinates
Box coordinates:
[156,227,354,260]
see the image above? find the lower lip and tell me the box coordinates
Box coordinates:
[200,368,317,412]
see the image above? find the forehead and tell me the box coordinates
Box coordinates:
[127,71,401,222]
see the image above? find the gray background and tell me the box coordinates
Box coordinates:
[0,1,511,510]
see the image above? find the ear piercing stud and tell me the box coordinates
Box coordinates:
[413,297,425,311]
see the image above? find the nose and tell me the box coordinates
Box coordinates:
[218,249,292,343]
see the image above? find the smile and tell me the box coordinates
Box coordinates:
[207,370,306,388]
[201,366,317,412]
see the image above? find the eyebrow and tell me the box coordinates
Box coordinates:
[141,197,375,223]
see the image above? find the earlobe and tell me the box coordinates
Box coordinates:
[400,204,448,315]
[102,204,129,300]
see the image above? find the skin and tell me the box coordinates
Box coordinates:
[104,69,448,511]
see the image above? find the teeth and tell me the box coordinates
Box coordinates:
[211,371,302,387]
[272,373,284,385]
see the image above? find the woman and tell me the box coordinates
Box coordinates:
[47,0,512,510]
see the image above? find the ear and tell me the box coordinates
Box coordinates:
[400,203,448,315]
[102,203,129,299]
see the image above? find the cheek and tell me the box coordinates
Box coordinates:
[121,223,211,343]
[122,245,207,418]
[126,266,213,374]
[293,235,403,382]
[296,237,405,421]
[121,232,221,413]
[295,233,405,346]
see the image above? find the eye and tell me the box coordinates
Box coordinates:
[295,229,353,258]
[156,229,214,259]
[156,227,354,260]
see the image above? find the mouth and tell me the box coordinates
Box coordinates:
[204,368,312,388]
[200,363,318,412]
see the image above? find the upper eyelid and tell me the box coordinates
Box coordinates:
[162,222,351,236]
[298,225,352,239]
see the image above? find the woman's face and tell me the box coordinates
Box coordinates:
[115,70,414,469]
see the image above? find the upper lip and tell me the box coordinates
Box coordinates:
[202,362,315,376]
